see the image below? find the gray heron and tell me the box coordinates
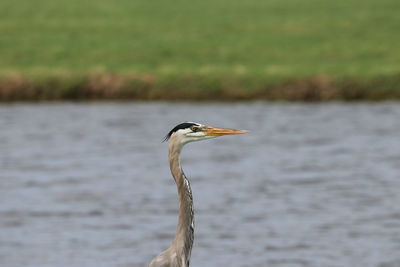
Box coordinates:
[149,122,248,267]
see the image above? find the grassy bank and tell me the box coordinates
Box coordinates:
[0,0,399,101]
[1,73,400,101]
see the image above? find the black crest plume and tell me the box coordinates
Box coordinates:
[163,122,199,142]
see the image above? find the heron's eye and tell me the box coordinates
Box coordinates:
[191,126,199,132]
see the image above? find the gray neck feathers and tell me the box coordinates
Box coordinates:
[168,139,194,266]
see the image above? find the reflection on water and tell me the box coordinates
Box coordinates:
[1,102,400,267]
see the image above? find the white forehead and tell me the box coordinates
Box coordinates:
[175,122,202,135]
[187,121,203,126]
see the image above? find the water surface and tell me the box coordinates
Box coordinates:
[1,102,400,267]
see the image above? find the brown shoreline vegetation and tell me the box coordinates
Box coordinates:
[1,73,400,102]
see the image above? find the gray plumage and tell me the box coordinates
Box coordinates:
[149,122,247,267]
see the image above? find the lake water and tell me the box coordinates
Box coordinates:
[0,102,400,267]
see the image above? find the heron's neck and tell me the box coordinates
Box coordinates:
[168,141,194,265]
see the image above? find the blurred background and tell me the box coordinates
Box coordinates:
[1,0,400,267]
[0,0,399,100]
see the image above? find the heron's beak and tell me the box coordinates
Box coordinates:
[203,126,248,136]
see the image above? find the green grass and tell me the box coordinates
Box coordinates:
[0,0,399,100]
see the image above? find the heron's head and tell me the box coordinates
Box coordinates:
[164,122,248,145]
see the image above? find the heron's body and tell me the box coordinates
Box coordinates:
[149,122,247,267]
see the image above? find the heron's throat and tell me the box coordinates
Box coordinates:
[168,142,194,265]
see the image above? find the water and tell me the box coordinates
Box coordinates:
[1,102,400,267]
